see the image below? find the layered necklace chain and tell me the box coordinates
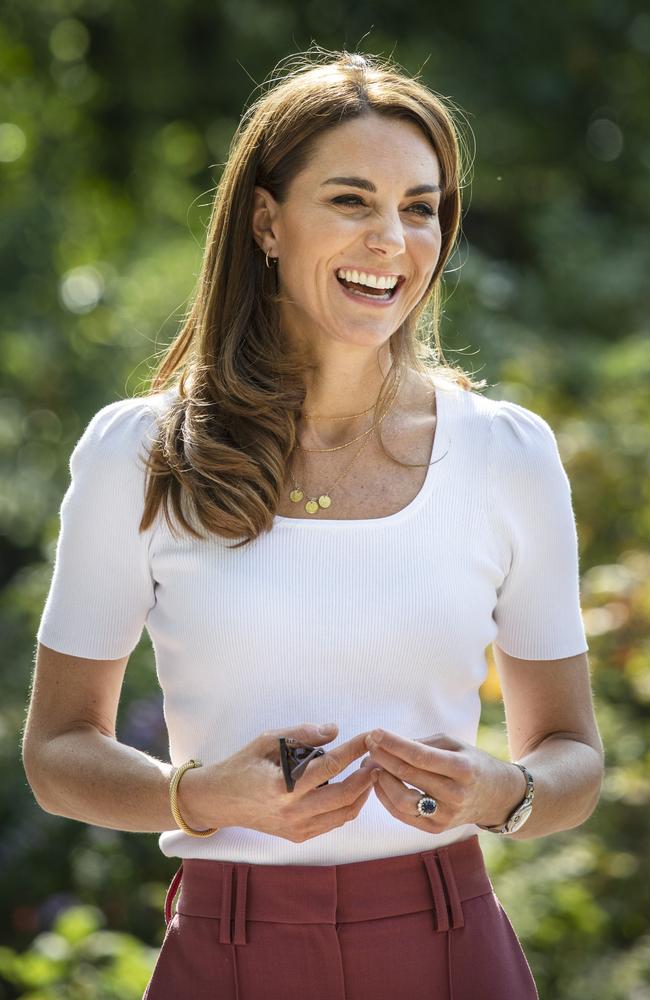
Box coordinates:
[287,367,404,515]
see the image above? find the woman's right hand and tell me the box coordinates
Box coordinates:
[177,724,379,842]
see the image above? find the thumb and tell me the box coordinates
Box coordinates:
[265,722,339,749]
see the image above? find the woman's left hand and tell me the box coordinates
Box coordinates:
[360,730,526,833]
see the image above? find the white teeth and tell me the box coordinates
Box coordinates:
[336,268,400,290]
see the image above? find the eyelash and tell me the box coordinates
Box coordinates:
[331,195,438,217]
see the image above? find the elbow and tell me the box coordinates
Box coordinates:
[22,742,56,814]
[591,762,605,814]
[582,753,605,822]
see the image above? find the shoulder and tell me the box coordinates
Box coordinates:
[69,390,176,476]
[435,383,559,460]
[455,391,560,461]
[469,396,571,508]
[489,397,557,452]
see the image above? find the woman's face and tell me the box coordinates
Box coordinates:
[253,111,443,353]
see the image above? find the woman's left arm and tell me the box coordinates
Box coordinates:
[364,649,605,840]
[488,645,604,839]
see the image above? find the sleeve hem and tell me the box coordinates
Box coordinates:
[35,630,139,662]
[493,637,590,661]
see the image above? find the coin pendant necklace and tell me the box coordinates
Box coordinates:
[287,368,403,515]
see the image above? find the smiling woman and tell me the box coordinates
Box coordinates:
[250,111,446,382]
[24,46,603,1000]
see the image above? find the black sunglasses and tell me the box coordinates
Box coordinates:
[279,737,330,793]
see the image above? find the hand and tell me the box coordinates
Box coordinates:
[179,723,379,843]
[359,730,527,833]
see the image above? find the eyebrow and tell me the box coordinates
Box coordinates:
[321,176,443,196]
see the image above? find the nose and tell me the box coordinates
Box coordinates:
[364,209,406,257]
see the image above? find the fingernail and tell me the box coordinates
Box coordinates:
[318,724,337,735]
[371,770,380,782]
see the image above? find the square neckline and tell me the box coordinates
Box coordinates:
[273,381,452,528]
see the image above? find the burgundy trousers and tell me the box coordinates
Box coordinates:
[143,834,539,999]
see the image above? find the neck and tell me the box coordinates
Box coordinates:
[300,336,394,404]
[298,364,398,448]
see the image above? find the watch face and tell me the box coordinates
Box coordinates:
[507,802,533,833]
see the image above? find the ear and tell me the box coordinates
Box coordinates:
[252,185,280,255]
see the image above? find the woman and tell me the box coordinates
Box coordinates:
[23,49,604,1000]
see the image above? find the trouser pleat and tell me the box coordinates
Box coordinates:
[422,846,467,1000]
[219,863,234,943]
[233,864,249,945]
[437,847,465,929]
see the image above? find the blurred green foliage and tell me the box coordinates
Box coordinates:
[0,905,157,998]
[1,0,649,998]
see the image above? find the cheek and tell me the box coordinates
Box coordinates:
[408,228,442,282]
[412,223,442,256]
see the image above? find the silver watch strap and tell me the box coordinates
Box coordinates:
[477,762,534,834]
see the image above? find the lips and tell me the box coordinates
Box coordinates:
[335,274,406,308]
[334,268,406,302]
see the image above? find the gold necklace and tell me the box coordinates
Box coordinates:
[296,372,402,453]
[303,400,376,421]
[287,368,403,515]
[298,420,381,453]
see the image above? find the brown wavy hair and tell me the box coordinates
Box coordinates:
[139,46,484,549]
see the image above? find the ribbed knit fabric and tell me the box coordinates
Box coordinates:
[37,380,588,865]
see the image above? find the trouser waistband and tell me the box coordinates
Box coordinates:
[164,834,493,946]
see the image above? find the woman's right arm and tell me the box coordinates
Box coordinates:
[21,642,209,834]
[22,644,378,841]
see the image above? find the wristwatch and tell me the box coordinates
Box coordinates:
[477,762,535,835]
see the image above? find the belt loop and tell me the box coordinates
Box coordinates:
[438,848,465,930]
[164,863,183,927]
[219,863,234,944]
[422,853,449,932]
[233,865,250,946]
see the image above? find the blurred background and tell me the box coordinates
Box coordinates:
[1,1,649,997]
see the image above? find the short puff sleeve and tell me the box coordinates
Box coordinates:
[36,398,161,660]
[487,400,589,660]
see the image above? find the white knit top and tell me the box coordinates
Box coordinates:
[37,380,588,865]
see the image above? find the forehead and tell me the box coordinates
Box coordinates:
[300,112,441,184]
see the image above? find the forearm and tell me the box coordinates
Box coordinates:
[489,736,604,840]
[23,725,209,834]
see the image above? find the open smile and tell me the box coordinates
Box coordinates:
[335,267,406,306]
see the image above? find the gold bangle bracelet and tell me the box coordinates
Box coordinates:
[169,759,218,838]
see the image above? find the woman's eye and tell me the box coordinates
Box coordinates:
[331,195,365,207]
[330,195,437,217]
[409,202,438,217]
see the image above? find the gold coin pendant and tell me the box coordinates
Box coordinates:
[305,499,320,514]
[318,495,332,509]
[289,489,304,503]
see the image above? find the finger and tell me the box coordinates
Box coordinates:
[415,733,465,751]
[301,778,377,841]
[373,768,420,812]
[359,755,383,772]
[366,745,461,802]
[300,731,376,792]
[300,765,379,816]
[295,752,378,814]
[373,773,446,832]
[375,768,449,816]
[271,723,340,749]
[366,731,465,780]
